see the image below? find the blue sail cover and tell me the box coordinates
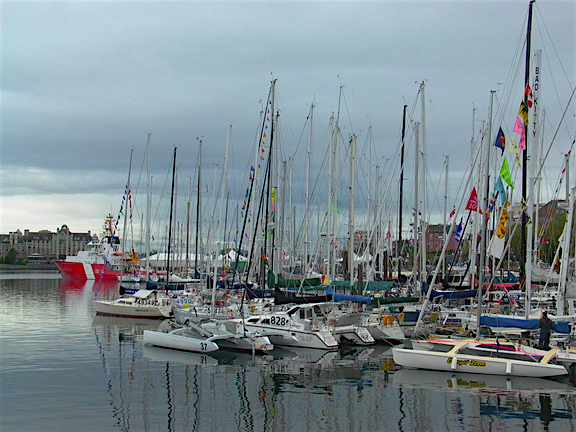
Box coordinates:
[430,288,485,300]
[479,315,571,334]
[326,286,372,304]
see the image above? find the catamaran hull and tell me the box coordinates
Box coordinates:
[334,326,375,346]
[365,322,407,344]
[392,347,567,378]
[246,326,337,350]
[143,330,219,353]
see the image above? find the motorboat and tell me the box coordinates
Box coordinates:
[239,302,339,350]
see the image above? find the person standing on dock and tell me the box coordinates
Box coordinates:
[538,311,553,350]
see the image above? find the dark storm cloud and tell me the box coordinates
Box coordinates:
[1,1,574,233]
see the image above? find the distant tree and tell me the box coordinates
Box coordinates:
[4,248,17,265]
[539,212,567,264]
[509,212,567,266]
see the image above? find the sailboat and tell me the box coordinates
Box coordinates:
[394,336,576,377]
[93,288,173,318]
[395,1,576,376]
[393,338,568,378]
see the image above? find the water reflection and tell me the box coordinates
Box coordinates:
[393,369,571,394]
[143,345,218,366]
[393,368,575,431]
[2,275,576,432]
[87,309,576,432]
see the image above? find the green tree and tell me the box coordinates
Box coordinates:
[539,212,566,264]
[4,248,17,265]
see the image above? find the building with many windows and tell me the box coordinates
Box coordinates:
[0,225,94,263]
[426,223,458,252]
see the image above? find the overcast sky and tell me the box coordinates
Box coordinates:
[1,0,574,244]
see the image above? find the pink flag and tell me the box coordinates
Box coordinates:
[519,129,526,151]
[513,115,527,151]
[513,116,524,134]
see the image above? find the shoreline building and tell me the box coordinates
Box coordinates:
[0,225,93,263]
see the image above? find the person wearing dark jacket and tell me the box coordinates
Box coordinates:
[538,311,553,350]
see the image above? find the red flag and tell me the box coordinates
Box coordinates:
[465,187,482,214]
[525,83,533,108]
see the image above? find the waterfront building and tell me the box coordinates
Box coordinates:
[0,225,93,263]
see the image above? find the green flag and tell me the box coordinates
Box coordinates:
[500,157,514,189]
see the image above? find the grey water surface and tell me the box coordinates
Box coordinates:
[1,274,574,432]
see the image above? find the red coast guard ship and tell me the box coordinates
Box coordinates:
[54,214,124,281]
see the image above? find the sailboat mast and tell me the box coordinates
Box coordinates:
[185,176,191,277]
[398,104,407,278]
[532,50,542,264]
[262,79,277,287]
[419,82,427,284]
[412,122,420,283]
[521,0,534,287]
[476,90,495,339]
[348,134,357,284]
[145,133,152,279]
[558,154,572,315]
[218,126,232,263]
[122,149,133,259]
[442,155,449,279]
[327,114,336,281]
[166,147,177,282]
[195,138,202,277]
[328,86,343,281]
[305,102,314,275]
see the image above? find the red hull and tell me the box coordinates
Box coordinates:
[54,260,120,281]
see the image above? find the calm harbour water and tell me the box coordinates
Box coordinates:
[1,273,575,432]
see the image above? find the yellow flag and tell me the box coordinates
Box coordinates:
[496,202,510,239]
[507,136,522,168]
[508,135,519,154]
[518,101,529,126]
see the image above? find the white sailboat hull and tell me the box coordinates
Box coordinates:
[392,343,568,378]
[93,300,172,318]
[143,329,220,353]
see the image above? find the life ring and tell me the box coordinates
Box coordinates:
[382,315,394,326]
